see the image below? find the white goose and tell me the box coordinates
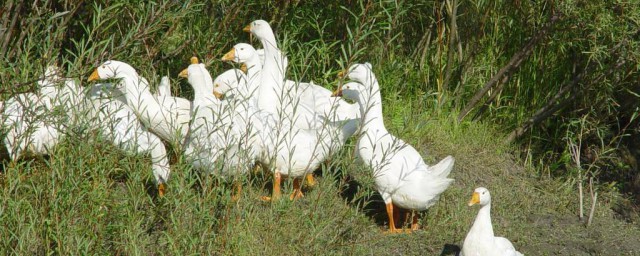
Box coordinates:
[225,41,355,201]
[462,187,524,256]
[222,43,358,192]
[244,20,360,123]
[179,57,259,180]
[2,66,61,161]
[243,20,324,130]
[3,65,171,195]
[88,60,191,147]
[51,71,172,196]
[83,82,171,196]
[212,68,249,103]
[222,43,359,147]
[333,63,455,233]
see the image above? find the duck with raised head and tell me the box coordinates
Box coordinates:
[222,42,360,199]
[179,57,259,189]
[332,62,455,233]
[462,187,524,256]
[222,43,359,153]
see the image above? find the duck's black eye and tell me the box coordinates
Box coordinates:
[240,48,244,50]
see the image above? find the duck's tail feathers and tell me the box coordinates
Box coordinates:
[425,176,454,197]
[428,155,454,179]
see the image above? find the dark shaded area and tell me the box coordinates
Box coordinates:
[440,243,461,256]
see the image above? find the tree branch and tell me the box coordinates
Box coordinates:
[458,13,560,121]
[505,44,629,143]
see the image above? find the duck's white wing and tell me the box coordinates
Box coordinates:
[495,237,523,256]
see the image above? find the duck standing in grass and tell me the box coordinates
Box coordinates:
[179,57,261,199]
[462,187,524,256]
[332,63,455,233]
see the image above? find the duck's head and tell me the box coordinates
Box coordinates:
[468,187,491,206]
[179,57,216,95]
[221,43,258,64]
[213,69,245,99]
[243,20,272,40]
[88,60,138,82]
[340,62,374,85]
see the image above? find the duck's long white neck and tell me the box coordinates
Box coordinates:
[258,32,285,114]
[191,75,219,106]
[116,71,155,116]
[244,54,262,99]
[469,203,495,239]
[357,78,386,133]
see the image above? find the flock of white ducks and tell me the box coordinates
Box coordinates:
[1,19,522,255]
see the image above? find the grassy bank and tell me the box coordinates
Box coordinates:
[2,110,639,255]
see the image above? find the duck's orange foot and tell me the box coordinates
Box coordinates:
[289,190,304,201]
[382,228,405,235]
[260,193,281,202]
[158,183,166,197]
[305,173,317,188]
[260,196,272,202]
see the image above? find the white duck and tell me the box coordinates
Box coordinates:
[222,43,359,195]
[332,63,455,233]
[179,57,259,179]
[243,21,324,130]
[462,187,524,256]
[212,68,249,103]
[2,66,61,161]
[88,60,191,147]
[43,70,172,196]
[226,42,356,201]
[221,43,359,145]
[223,41,359,123]
[83,82,172,196]
[2,65,171,195]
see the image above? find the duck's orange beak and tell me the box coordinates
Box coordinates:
[178,68,188,78]
[87,69,100,82]
[213,90,224,100]
[244,24,253,41]
[221,48,236,61]
[468,192,480,206]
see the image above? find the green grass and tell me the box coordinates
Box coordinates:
[2,109,639,255]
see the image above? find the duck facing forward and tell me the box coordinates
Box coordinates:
[462,187,524,256]
[332,62,455,233]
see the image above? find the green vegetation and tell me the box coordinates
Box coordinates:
[1,0,640,254]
